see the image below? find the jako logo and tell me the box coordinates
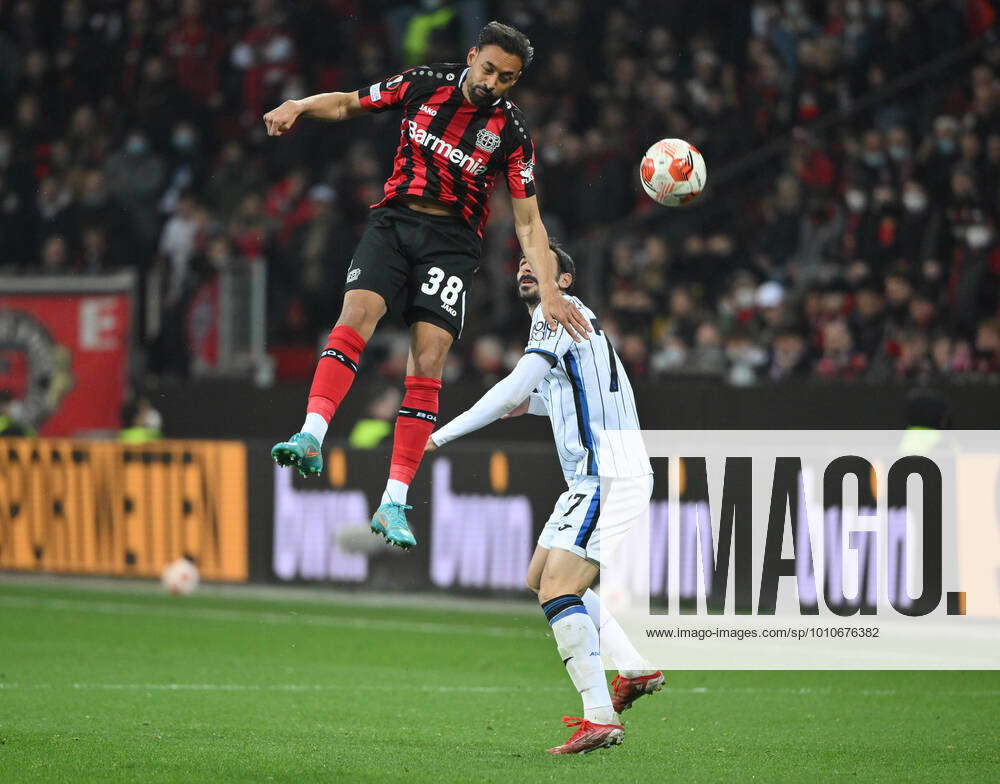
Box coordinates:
[406,120,488,175]
[419,104,437,116]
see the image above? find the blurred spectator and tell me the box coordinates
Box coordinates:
[689,321,727,375]
[104,130,164,251]
[973,318,1000,373]
[725,328,767,386]
[766,327,810,381]
[402,1,461,66]
[157,193,201,305]
[349,386,403,449]
[815,320,866,380]
[230,0,296,126]
[164,0,223,109]
[39,235,71,273]
[119,396,163,443]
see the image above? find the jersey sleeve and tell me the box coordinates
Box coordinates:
[431,353,553,446]
[505,113,536,199]
[524,302,575,365]
[356,69,418,113]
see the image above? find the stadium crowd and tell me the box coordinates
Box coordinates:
[0,0,998,385]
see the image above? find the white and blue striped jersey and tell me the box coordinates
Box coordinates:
[525,295,651,485]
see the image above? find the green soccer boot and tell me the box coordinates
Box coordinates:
[370,502,417,549]
[270,432,323,477]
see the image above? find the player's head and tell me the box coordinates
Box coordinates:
[464,21,532,107]
[517,238,575,307]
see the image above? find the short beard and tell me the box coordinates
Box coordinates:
[468,84,494,107]
[519,286,540,308]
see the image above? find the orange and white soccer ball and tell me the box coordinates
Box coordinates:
[161,557,200,596]
[639,138,707,206]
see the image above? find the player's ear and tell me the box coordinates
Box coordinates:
[558,272,573,291]
[467,47,478,66]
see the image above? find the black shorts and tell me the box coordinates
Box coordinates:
[345,203,481,339]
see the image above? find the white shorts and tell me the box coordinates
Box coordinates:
[537,474,653,564]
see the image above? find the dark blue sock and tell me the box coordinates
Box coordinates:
[541,594,587,626]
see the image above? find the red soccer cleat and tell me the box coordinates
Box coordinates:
[545,716,624,755]
[610,671,665,714]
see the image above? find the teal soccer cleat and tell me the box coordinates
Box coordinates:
[270,432,323,477]
[370,502,417,549]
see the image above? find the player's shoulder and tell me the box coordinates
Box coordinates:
[499,95,527,119]
[499,98,532,141]
[408,62,465,85]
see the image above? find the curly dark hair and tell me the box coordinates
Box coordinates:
[476,21,533,70]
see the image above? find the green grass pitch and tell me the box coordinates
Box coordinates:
[1,579,997,783]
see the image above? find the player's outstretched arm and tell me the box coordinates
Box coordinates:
[511,196,591,342]
[501,393,547,419]
[263,91,365,135]
[426,353,552,451]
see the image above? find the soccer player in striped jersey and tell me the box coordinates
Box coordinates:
[264,22,591,549]
[426,239,663,754]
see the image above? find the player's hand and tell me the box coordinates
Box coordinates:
[502,399,530,419]
[541,291,591,342]
[263,100,301,136]
[424,436,438,453]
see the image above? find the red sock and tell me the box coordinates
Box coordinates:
[389,376,442,484]
[307,325,366,421]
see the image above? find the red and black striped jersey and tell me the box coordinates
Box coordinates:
[356,63,536,237]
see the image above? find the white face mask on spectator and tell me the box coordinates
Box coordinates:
[140,407,163,432]
[889,144,909,161]
[845,189,867,212]
[903,189,928,213]
[172,128,196,150]
[125,135,147,156]
[966,225,993,249]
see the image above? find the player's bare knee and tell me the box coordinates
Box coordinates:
[336,306,375,336]
[336,293,385,339]
[537,576,582,605]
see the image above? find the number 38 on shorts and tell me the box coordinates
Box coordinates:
[421,266,465,305]
[412,261,473,329]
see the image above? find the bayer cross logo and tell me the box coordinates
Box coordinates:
[475,128,501,154]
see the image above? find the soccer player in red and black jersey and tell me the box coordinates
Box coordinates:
[265,22,590,549]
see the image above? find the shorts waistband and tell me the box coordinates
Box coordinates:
[379,200,466,225]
